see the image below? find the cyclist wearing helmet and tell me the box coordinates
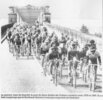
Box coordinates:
[86,45,101,82]
[42,27,48,42]
[27,34,32,56]
[60,43,68,63]
[89,39,96,48]
[68,42,79,83]
[15,33,21,56]
[60,33,67,45]
[51,35,59,47]
[79,43,89,59]
[79,44,89,72]
[48,41,60,75]
[73,40,80,50]
[40,40,49,68]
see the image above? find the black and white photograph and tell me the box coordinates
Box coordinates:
[0,0,103,99]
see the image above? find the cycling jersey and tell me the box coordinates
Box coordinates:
[79,50,87,60]
[16,38,21,46]
[22,37,25,44]
[49,47,60,60]
[68,50,79,60]
[51,40,59,47]
[86,51,101,64]
[61,46,67,55]
[60,37,66,44]
[40,44,49,54]
[27,36,31,43]
[36,36,42,45]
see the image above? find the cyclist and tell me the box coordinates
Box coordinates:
[79,44,89,72]
[86,46,101,81]
[60,33,67,45]
[51,35,59,47]
[68,42,79,84]
[15,33,21,57]
[48,41,60,75]
[42,27,48,43]
[89,40,96,48]
[27,34,32,56]
[7,29,12,52]
[40,40,49,67]
[21,34,25,56]
[60,43,68,64]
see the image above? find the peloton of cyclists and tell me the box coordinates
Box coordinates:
[6,21,102,90]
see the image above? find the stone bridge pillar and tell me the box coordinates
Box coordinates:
[8,6,17,24]
[43,6,51,23]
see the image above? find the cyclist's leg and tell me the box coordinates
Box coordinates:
[28,43,31,56]
[42,55,45,67]
[68,60,72,77]
[92,65,97,90]
[89,65,95,91]
[50,60,54,75]
[15,45,18,59]
[94,65,97,82]
[68,61,72,83]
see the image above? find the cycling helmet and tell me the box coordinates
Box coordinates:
[72,42,76,47]
[90,46,96,52]
[74,40,78,45]
[43,27,47,32]
[90,39,95,44]
[37,29,41,33]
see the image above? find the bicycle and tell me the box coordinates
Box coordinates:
[60,57,68,78]
[69,57,80,88]
[51,59,60,86]
[87,64,98,91]
[80,57,88,83]
[41,54,47,76]
[15,45,21,59]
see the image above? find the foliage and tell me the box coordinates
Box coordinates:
[80,24,89,34]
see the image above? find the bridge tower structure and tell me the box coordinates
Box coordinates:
[8,5,51,25]
[8,6,17,24]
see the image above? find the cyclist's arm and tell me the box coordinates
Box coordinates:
[68,52,71,60]
[96,51,101,65]
[86,50,90,64]
[86,56,89,64]
[98,56,101,65]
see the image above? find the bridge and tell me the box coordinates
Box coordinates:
[1,5,102,48]
[1,5,51,43]
[0,5,102,94]
[8,5,51,24]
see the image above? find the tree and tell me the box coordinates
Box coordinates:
[80,24,89,34]
[94,32,102,38]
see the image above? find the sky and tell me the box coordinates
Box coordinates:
[0,0,102,33]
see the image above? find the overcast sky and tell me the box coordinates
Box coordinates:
[0,0,102,33]
[0,0,102,20]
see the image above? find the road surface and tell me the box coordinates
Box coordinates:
[0,40,102,94]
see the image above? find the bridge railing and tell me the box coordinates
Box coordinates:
[1,23,14,43]
[46,23,102,50]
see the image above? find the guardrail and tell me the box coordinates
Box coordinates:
[46,23,102,48]
[1,23,14,43]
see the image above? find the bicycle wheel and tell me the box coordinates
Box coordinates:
[16,46,19,59]
[55,67,58,86]
[89,65,96,91]
[72,70,77,88]
[43,62,47,76]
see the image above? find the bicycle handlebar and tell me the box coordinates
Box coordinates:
[88,64,98,66]
[69,59,80,63]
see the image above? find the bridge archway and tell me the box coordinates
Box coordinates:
[8,5,51,25]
